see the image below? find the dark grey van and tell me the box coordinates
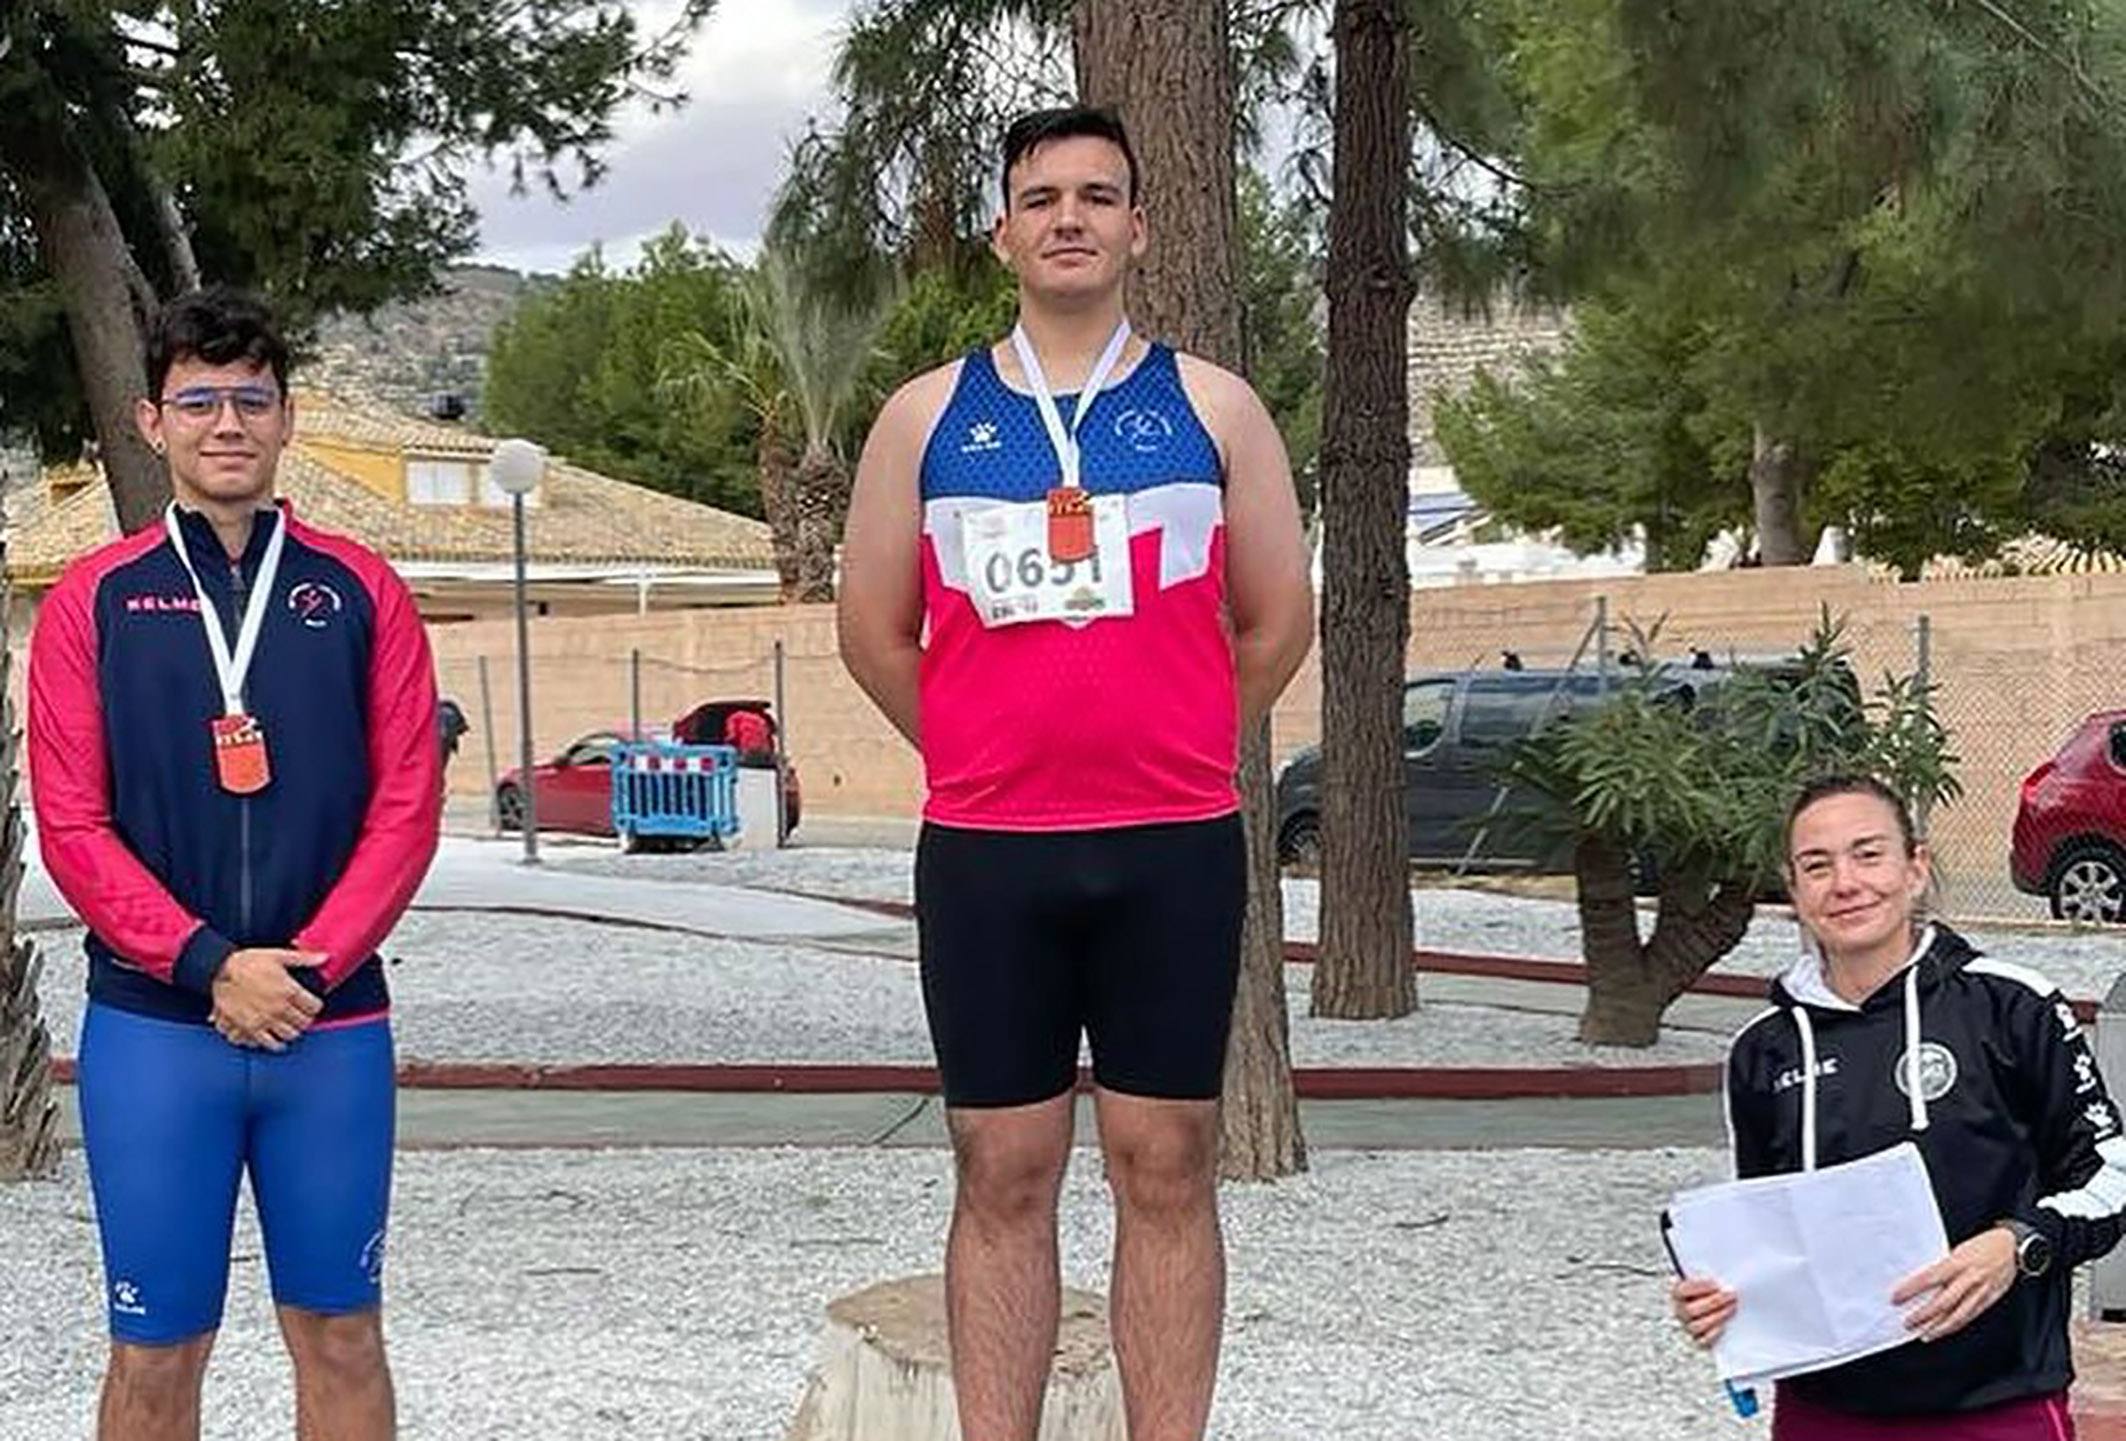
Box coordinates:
[1273,662,1729,871]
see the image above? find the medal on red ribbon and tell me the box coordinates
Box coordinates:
[164,502,287,796]
[1047,486,1095,562]
[1013,318,1131,572]
[211,713,272,794]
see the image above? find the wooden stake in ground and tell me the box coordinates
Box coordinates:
[785,1276,1124,1441]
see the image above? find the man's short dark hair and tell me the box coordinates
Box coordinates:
[146,286,291,400]
[1000,105,1140,207]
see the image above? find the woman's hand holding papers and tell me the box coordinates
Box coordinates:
[1891,1226,2017,1344]
[1671,1277,1738,1348]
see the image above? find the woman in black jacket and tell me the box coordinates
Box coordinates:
[1672,773,2126,1439]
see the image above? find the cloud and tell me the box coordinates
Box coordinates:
[468,0,849,276]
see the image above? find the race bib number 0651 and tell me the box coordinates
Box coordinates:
[961,494,1134,628]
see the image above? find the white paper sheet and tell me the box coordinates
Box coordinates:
[1664,1141,1949,1388]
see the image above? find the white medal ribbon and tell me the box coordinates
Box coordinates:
[1010,318,1132,491]
[164,502,287,716]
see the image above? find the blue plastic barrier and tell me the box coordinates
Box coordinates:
[611,741,741,844]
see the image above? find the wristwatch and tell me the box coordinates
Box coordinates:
[2000,1219,2054,1279]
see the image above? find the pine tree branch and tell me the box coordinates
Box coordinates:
[1963,0,2108,110]
[1412,93,1534,192]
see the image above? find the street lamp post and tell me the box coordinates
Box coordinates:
[491,438,547,865]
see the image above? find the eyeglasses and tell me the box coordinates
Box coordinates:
[160,385,282,423]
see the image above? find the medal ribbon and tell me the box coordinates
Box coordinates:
[164,502,287,716]
[1010,318,1132,491]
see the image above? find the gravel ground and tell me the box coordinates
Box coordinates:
[29,914,1730,1069]
[552,847,917,907]
[0,1145,1745,1441]
[547,848,2126,1003]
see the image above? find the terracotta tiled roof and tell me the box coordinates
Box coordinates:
[295,391,494,457]
[1908,535,2126,581]
[8,402,775,587]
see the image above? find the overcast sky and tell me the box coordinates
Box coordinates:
[466,0,852,276]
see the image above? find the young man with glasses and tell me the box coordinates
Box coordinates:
[838,107,1314,1441]
[28,286,442,1440]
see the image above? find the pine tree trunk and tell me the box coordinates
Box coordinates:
[1312,0,1415,1021]
[0,523,59,1180]
[1076,0,1304,1179]
[0,65,167,534]
[97,96,200,293]
[791,447,845,603]
[1221,724,1306,1180]
[1073,2,1239,361]
[1749,423,1807,566]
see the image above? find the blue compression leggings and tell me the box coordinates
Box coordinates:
[77,1003,395,1345]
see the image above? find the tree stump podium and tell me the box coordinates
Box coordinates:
[785,1275,1126,1441]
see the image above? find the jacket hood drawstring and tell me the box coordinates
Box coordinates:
[1902,965,1931,1136]
[1787,927,1934,1172]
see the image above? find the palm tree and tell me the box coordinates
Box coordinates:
[1074,0,1306,1181]
[0,517,59,1181]
[741,245,896,603]
[659,245,892,602]
[660,326,804,600]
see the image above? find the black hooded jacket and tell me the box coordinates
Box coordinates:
[1723,923,2126,1416]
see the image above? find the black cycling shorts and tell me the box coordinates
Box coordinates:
[914,813,1247,1108]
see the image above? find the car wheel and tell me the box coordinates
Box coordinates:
[496,785,524,833]
[2050,843,2126,924]
[619,827,645,855]
[1278,813,1322,868]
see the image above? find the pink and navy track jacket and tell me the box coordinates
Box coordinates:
[28,502,442,1026]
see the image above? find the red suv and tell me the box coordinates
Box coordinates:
[2011,710,2126,922]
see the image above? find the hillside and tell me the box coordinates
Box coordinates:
[303,264,551,421]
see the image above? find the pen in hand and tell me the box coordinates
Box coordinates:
[1662,1213,1760,1419]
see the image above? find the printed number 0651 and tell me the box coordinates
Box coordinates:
[985,547,1102,592]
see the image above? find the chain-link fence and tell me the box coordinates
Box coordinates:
[426,621,923,837]
[1379,583,2126,926]
[1921,611,2125,924]
[1320,597,1925,884]
[415,577,2126,928]
[433,647,779,822]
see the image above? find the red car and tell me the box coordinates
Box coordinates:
[497,701,800,841]
[2011,709,2126,922]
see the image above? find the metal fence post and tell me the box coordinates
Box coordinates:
[1914,612,1933,843]
[630,648,642,740]
[773,639,789,847]
[477,654,500,835]
[1595,595,1611,691]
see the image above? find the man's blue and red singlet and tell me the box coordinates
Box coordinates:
[916,342,1238,831]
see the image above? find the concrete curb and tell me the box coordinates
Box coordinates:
[766,890,2104,1022]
